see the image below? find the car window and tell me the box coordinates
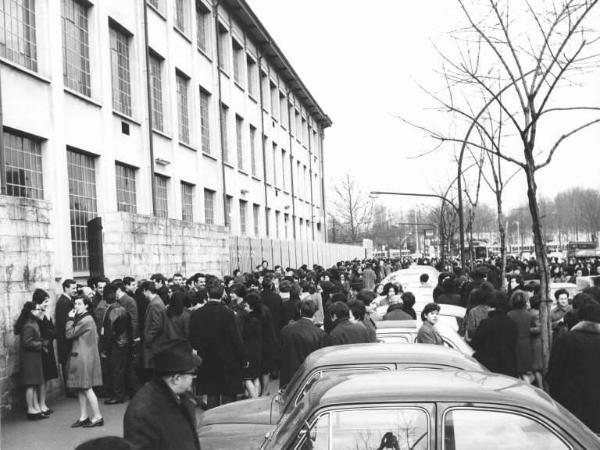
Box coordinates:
[444,409,570,450]
[298,412,329,450]
[379,334,411,344]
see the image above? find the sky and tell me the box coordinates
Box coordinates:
[246,0,600,213]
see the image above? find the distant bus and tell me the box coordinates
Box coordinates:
[566,242,599,258]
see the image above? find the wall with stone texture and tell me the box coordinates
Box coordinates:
[0,196,56,413]
[102,212,230,280]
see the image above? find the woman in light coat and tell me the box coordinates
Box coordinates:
[416,302,444,345]
[65,296,103,428]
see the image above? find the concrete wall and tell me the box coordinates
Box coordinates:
[0,196,56,413]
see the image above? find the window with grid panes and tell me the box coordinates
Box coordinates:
[109,25,132,116]
[149,54,164,131]
[249,125,257,176]
[270,82,278,120]
[181,182,194,222]
[61,0,90,96]
[174,0,188,34]
[272,142,278,187]
[275,211,280,238]
[289,103,295,136]
[154,174,168,218]
[176,72,190,144]
[295,110,301,140]
[67,150,97,272]
[220,103,229,162]
[281,148,286,190]
[239,200,247,235]
[203,188,215,224]
[196,1,210,54]
[217,23,229,72]
[260,71,269,110]
[232,39,244,86]
[0,0,37,71]
[224,195,232,227]
[4,130,43,199]
[235,115,244,170]
[115,163,136,213]
[252,204,260,236]
[246,55,257,98]
[279,93,287,128]
[199,87,211,154]
[284,213,289,239]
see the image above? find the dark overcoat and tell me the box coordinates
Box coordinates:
[547,321,600,433]
[471,310,518,377]
[261,291,282,334]
[242,310,262,379]
[19,318,44,386]
[65,313,103,389]
[143,295,168,369]
[124,377,200,450]
[507,308,536,375]
[38,316,59,381]
[189,301,246,396]
[325,318,372,346]
[54,294,73,365]
[279,318,326,387]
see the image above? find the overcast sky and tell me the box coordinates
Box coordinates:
[246,0,600,212]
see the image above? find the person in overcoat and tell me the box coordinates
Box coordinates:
[241,293,263,398]
[471,291,518,377]
[189,278,247,408]
[279,300,326,387]
[416,303,444,345]
[55,279,77,393]
[124,338,202,450]
[548,301,600,433]
[141,281,169,371]
[14,301,47,419]
[261,278,282,335]
[325,301,372,346]
[507,290,537,381]
[32,288,58,415]
[65,296,104,428]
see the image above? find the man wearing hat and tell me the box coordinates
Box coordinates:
[123,338,202,450]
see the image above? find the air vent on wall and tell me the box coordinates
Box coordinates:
[121,122,130,135]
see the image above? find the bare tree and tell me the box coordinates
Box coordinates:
[329,173,373,243]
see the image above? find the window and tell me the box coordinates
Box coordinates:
[199,87,211,154]
[235,115,244,170]
[220,103,229,162]
[62,0,91,96]
[0,0,37,71]
[249,125,257,176]
[272,142,278,187]
[109,24,132,116]
[115,163,136,213]
[289,103,295,136]
[149,54,164,131]
[253,203,260,236]
[3,130,43,199]
[232,39,244,86]
[154,174,168,218]
[181,182,194,222]
[284,213,289,239]
[67,150,97,272]
[266,207,271,237]
[260,70,269,109]
[196,1,210,54]
[246,55,257,98]
[301,408,429,450]
[176,72,190,144]
[444,409,569,450]
[295,110,301,140]
[281,149,287,190]
[239,200,247,235]
[275,211,280,238]
[225,195,232,227]
[262,135,269,182]
[174,0,188,34]
[279,93,287,128]
[217,23,229,72]
[270,82,278,120]
[203,188,215,225]
[302,118,308,145]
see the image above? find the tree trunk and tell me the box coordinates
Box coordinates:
[524,163,552,377]
[495,191,507,291]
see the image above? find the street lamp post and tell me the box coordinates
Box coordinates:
[369,191,465,269]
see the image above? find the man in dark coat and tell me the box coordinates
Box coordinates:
[325,301,372,346]
[141,281,169,372]
[279,300,326,387]
[261,278,282,335]
[470,291,518,377]
[151,273,170,306]
[548,302,600,433]
[124,338,202,450]
[55,278,77,394]
[189,278,247,409]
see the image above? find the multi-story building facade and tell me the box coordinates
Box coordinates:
[0,0,331,278]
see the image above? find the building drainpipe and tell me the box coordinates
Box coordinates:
[307,122,315,241]
[287,91,297,240]
[257,54,269,237]
[212,1,228,226]
[142,0,156,215]
[319,128,327,242]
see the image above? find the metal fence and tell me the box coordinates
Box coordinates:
[228,236,368,273]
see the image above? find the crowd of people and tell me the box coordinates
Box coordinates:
[13,254,600,448]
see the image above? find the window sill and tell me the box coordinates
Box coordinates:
[234,80,245,92]
[179,141,197,151]
[238,169,249,176]
[64,88,102,108]
[219,68,230,78]
[251,175,262,182]
[147,2,167,20]
[153,129,172,140]
[113,110,141,126]
[0,57,50,84]
[202,151,218,161]
[223,162,235,169]
[249,94,258,104]
[174,26,192,44]
[280,123,287,131]
[197,47,212,62]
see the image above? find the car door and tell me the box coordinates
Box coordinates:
[290,403,436,450]
[439,405,586,450]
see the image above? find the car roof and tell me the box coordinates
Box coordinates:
[302,343,481,370]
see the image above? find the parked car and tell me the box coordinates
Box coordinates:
[261,370,600,449]
[197,344,486,450]
[375,303,466,332]
[375,320,473,355]
[380,265,440,291]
